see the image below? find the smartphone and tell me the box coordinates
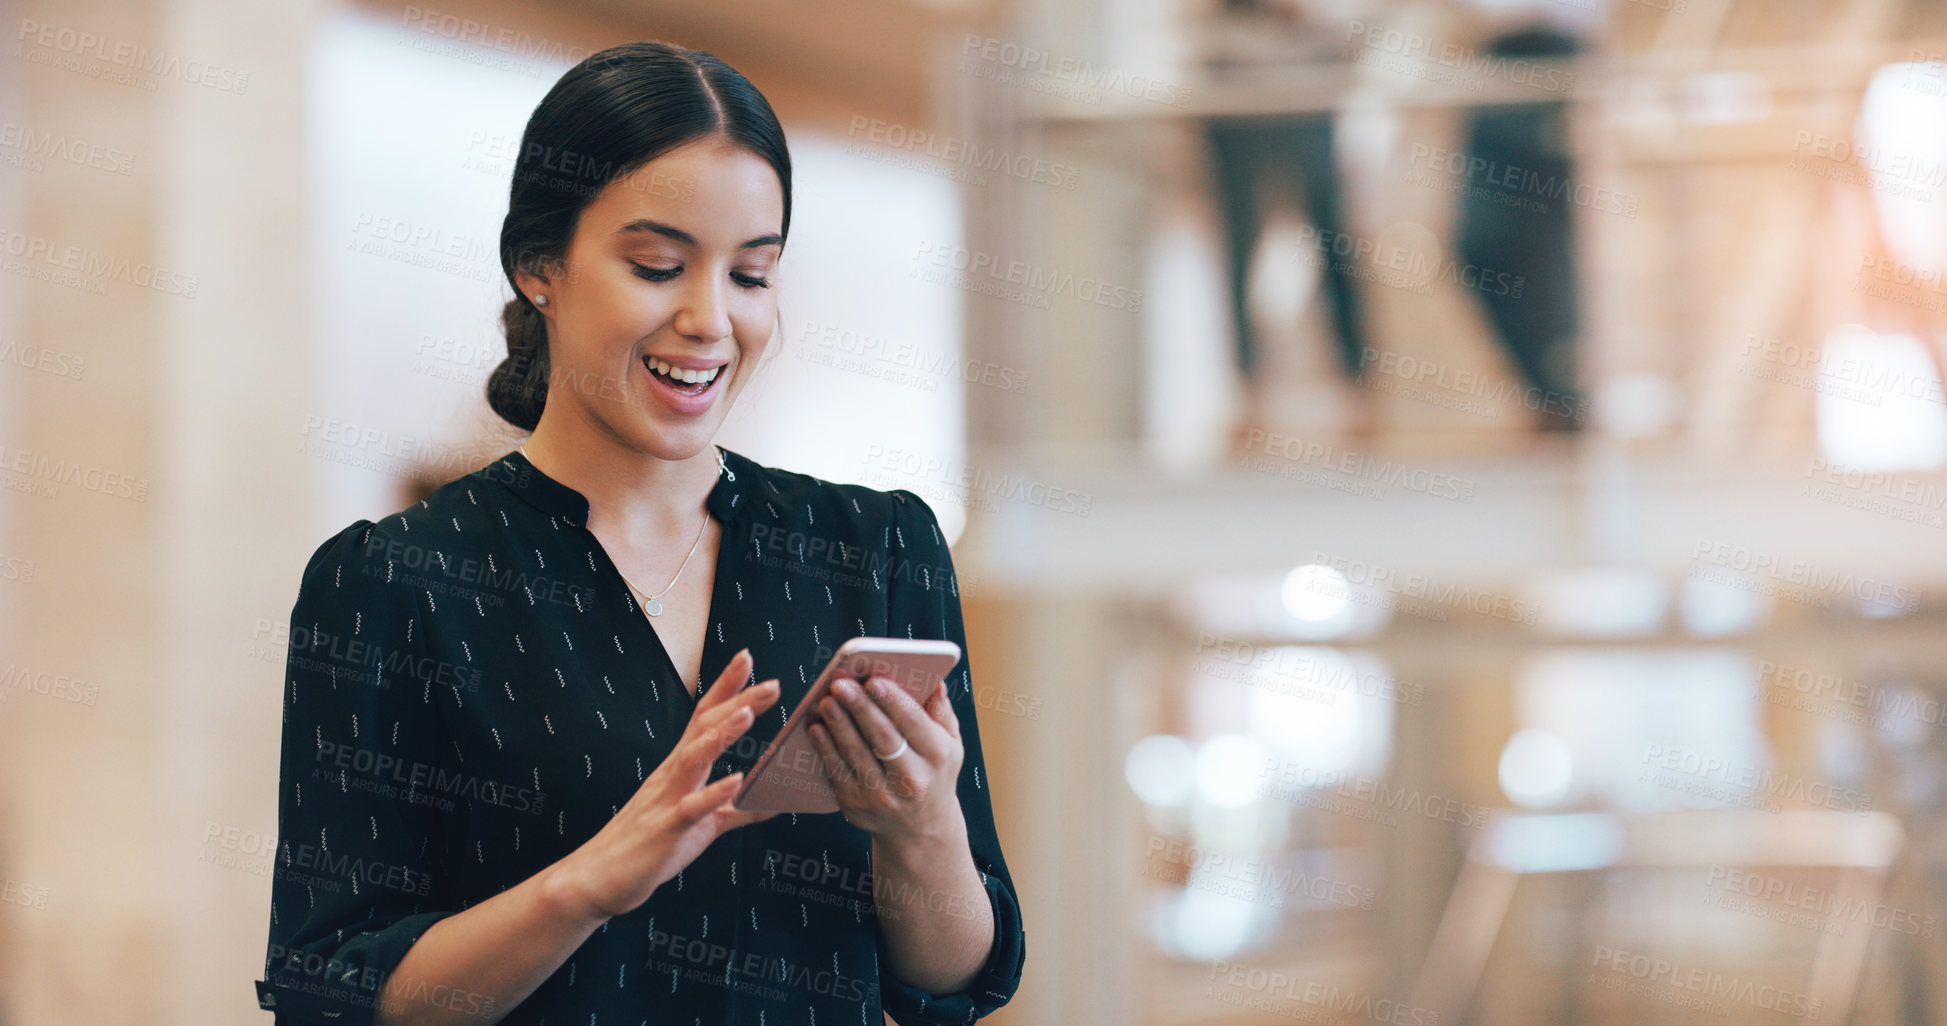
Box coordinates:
[732,636,962,813]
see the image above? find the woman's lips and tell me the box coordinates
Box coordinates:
[639,353,727,413]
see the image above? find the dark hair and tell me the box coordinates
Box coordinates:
[487,41,793,432]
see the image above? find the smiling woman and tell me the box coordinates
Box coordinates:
[257,40,1024,1026]
[506,138,786,434]
[486,46,791,450]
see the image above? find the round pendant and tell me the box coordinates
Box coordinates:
[642,597,663,616]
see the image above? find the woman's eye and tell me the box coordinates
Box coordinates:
[631,263,770,289]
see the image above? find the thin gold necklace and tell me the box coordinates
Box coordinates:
[519,444,728,617]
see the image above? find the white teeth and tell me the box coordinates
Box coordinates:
[645,356,721,384]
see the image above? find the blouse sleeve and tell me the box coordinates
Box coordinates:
[877,491,1028,1024]
[254,519,455,1025]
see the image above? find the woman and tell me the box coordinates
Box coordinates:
[255,41,1025,1026]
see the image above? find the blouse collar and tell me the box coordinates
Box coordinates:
[491,444,776,530]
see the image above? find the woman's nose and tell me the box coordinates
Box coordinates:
[675,273,734,341]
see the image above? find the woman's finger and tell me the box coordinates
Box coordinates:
[718,676,780,727]
[667,705,750,779]
[818,699,892,795]
[675,771,745,823]
[929,680,962,742]
[685,675,777,739]
[687,680,777,760]
[807,723,850,791]
[714,806,780,831]
[665,682,769,782]
[693,648,753,714]
[832,680,912,761]
[863,677,950,762]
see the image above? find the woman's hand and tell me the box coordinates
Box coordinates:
[543,648,779,924]
[807,676,966,845]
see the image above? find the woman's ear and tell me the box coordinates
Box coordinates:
[510,248,561,305]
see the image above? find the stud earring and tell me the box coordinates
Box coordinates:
[533,294,548,307]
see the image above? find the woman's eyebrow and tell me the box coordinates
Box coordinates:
[614,218,783,250]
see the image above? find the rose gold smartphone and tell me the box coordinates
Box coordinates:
[731,636,962,813]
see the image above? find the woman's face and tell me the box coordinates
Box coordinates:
[519,135,785,461]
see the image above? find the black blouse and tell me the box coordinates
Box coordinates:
[254,445,1026,1026]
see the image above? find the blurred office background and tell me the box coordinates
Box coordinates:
[5,0,1947,1022]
